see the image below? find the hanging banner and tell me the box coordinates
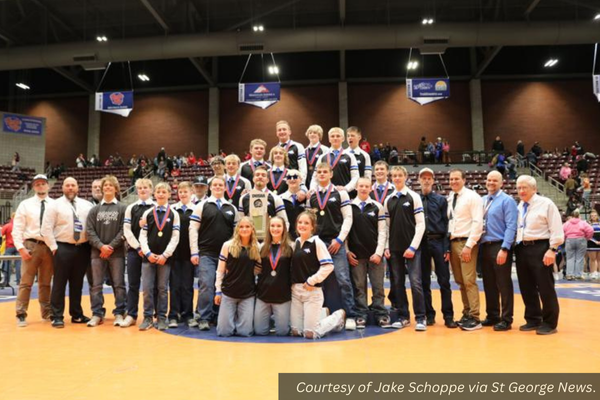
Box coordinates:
[95,91,134,117]
[406,78,450,105]
[593,75,600,102]
[2,113,43,135]
[238,83,280,109]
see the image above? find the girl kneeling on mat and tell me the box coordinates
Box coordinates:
[215,217,261,337]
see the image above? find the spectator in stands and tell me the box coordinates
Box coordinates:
[491,136,504,153]
[76,154,86,168]
[564,176,578,198]
[563,209,593,280]
[360,136,371,155]
[128,154,138,167]
[526,151,538,173]
[1,212,20,287]
[195,156,207,166]
[371,145,381,162]
[576,155,589,174]
[586,210,600,281]
[531,142,543,157]
[188,152,197,166]
[243,151,251,161]
[516,140,525,157]
[565,194,579,219]
[89,154,100,167]
[379,143,388,161]
[45,162,53,176]
[417,137,427,164]
[506,153,518,180]
[388,147,399,165]
[113,153,124,167]
[11,152,20,172]
[104,156,113,167]
[581,177,592,207]
[157,147,167,163]
[495,153,507,176]
[171,165,181,178]
[442,140,451,166]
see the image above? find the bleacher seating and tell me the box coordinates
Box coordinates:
[165,165,214,201]
[536,155,600,193]
[49,166,134,201]
[0,166,36,195]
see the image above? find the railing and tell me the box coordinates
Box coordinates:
[120,169,154,203]
[12,182,29,204]
[0,201,12,223]
[0,255,19,295]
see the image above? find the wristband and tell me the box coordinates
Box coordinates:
[408,246,416,252]
[335,238,343,245]
[215,291,222,296]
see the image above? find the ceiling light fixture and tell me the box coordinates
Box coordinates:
[594,13,600,20]
[137,74,150,81]
[96,36,108,42]
[16,83,30,90]
[544,59,559,68]
[422,18,434,25]
[407,61,419,70]
[268,65,279,75]
[253,25,264,32]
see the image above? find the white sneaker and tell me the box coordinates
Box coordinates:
[391,319,410,329]
[120,315,136,328]
[553,272,561,281]
[113,315,125,327]
[87,316,103,327]
[415,321,427,331]
[345,318,357,331]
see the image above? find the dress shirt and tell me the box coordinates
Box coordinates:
[480,190,518,249]
[516,194,565,248]
[12,195,56,250]
[41,196,94,251]
[447,187,483,248]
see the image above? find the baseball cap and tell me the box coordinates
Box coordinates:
[419,168,435,178]
[193,176,208,186]
[32,174,48,183]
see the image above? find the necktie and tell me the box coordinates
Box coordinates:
[216,199,222,210]
[378,185,384,197]
[141,201,146,206]
[522,202,529,231]
[71,199,80,242]
[360,201,366,212]
[182,205,187,212]
[452,193,458,211]
[39,199,45,235]
[254,161,261,168]
[292,194,297,207]
[422,194,429,216]
[333,150,339,157]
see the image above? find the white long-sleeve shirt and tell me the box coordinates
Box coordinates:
[12,195,55,250]
[447,187,484,249]
[41,196,93,251]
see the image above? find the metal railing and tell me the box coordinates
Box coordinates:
[120,169,154,203]
[12,182,29,204]
[0,201,12,223]
[0,255,19,295]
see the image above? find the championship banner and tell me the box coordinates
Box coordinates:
[593,75,600,102]
[2,113,43,135]
[95,91,134,117]
[406,78,450,105]
[238,82,280,109]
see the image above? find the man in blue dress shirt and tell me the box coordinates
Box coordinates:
[418,168,457,328]
[480,171,518,331]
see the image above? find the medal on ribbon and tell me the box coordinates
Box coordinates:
[306,143,322,168]
[327,149,344,169]
[225,174,241,199]
[316,184,333,216]
[269,244,282,277]
[270,167,287,193]
[372,182,390,204]
[153,206,171,238]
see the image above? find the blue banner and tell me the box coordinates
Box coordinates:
[238,83,280,109]
[95,91,134,117]
[2,113,44,135]
[406,78,450,105]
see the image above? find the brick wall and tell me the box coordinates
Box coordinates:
[482,80,600,155]
[348,82,473,152]
[100,91,209,161]
[219,85,339,157]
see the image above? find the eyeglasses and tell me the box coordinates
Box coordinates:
[286,175,300,180]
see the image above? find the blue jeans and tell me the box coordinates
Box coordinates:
[421,238,454,321]
[322,243,356,318]
[197,255,218,322]
[566,238,587,278]
[351,258,387,320]
[389,250,426,322]
[254,298,291,336]
[90,256,126,317]
[126,249,143,318]
[142,261,171,319]
[169,259,195,321]
[217,294,255,337]
[2,247,20,285]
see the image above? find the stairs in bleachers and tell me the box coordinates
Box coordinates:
[0,166,36,199]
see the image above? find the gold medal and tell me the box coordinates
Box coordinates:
[320,210,325,216]
[158,231,163,237]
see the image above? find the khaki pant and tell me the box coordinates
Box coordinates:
[450,240,480,320]
[16,240,54,319]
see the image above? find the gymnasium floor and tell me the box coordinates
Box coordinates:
[0,280,599,400]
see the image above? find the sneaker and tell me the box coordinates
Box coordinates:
[52,319,65,329]
[198,320,210,331]
[304,329,319,339]
[334,310,347,332]
[139,317,154,331]
[113,314,125,327]
[87,316,103,327]
[157,318,169,331]
[426,316,435,326]
[460,318,482,331]
[391,319,410,329]
[493,321,512,331]
[17,315,27,327]
[120,315,136,328]
[481,318,499,327]
[355,318,366,329]
[345,318,357,331]
[290,328,303,337]
[457,315,470,326]
[536,325,557,335]
[187,319,199,328]
[378,316,393,329]
[415,320,427,331]
[71,315,91,324]
[168,319,179,328]
[519,322,542,331]
[444,319,458,329]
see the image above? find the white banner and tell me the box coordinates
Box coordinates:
[593,75,600,102]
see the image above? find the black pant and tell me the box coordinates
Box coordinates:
[421,237,454,321]
[168,259,195,320]
[481,242,514,324]
[51,243,91,320]
[515,241,560,329]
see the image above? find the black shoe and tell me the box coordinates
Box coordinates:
[460,318,482,331]
[536,326,557,335]
[519,322,542,332]
[493,321,511,331]
[426,316,436,326]
[457,315,469,326]
[52,319,65,329]
[444,319,458,329]
[481,318,499,327]
[71,315,91,324]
